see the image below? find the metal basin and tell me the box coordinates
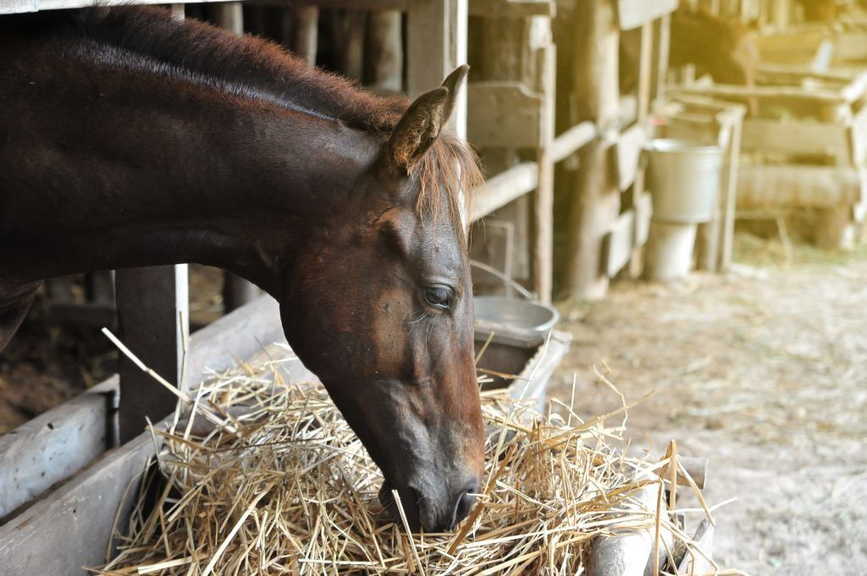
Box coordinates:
[474,296,559,349]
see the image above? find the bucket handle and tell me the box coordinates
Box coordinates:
[469,259,535,300]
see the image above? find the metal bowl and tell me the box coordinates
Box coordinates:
[473,296,560,348]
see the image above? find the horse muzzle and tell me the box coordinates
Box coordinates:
[380,474,480,533]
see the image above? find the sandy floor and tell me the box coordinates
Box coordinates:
[549,237,867,575]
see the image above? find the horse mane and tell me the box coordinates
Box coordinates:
[73,6,482,225]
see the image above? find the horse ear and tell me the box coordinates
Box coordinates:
[387,65,469,172]
[440,64,469,127]
[387,87,449,172]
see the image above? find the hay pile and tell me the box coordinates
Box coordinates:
[94,346,717,575]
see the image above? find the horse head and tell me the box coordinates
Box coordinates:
[279,66,485,532]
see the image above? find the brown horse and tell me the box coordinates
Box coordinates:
[0,7,484,532]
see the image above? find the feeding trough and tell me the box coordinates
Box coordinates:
[471,262,568,411]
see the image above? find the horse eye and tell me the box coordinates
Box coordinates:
[423,285,454,310]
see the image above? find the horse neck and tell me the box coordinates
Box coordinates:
[0,48,380,292]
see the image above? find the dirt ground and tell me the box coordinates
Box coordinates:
[550,235,867,576]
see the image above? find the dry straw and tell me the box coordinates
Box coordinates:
[92,348,718,575]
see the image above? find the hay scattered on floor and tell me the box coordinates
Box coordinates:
[94,347,716,575]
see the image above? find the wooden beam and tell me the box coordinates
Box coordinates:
[471,162,539,221]
[550,121,596,163]
[290,6,320,67]
[367,9,403,93]
[737,163,862,209]
[467,82,543,148]
[564,0,620,300]
[116,265,189,444]
[468,0,554,18]
[533,43,556,303]
[616,0,678,31]
[601,210,635,278]
[211,2,243,35]
[0,379,118,520]
[408,0,468,138]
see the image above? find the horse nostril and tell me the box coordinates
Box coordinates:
[451,488,477,528]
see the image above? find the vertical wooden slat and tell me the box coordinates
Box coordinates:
[211,2,243,35]
[564,0,620,299]
[367,10,403,92]
[335,9,366,81]
[653,13,670,105]
[719,114,742,270]
[291,5,320,66]
[116,266,189,443]
[533,42,555,303]
[628,20,654,278]
[408,0,468,138]
[169,3,184,21]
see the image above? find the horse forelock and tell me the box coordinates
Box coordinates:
[411,135,482,244]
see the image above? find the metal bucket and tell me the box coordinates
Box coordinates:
[474,296,559,349]
[646,139,722,224]
[644,221,697,281]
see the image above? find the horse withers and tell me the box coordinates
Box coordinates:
[0,7,484,532]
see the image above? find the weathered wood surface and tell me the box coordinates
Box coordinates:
[467,82,543,148]
[468,0,554,18]
[0,378,118,520]
[737,163,862,209]
[601,209,635,278]
[533,42,556,303]
[0,296,291,576]
[564,0,620,299]
[367,10,403,92]
[741,118,851,164]
[408,0,468,138]
[116,265,189,444]
[550,121,596,163]
[616,0,677,31]
[471,162,539,221]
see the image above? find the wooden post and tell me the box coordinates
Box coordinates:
[628,20,655,278]
[170,3,184,21]
[367,10,403,93]
[653,14,671,105]
[116,266,189,443]
[564,0,620,300]
[334,10,367,81]
[408,0,468,138]
[210,3,261,312]
[719,112,742,270]
[211,2,243,35]
[534,42,555,303]
[290,6,319,66]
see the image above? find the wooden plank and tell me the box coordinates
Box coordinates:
[408,0,468,138]
[0,379,117,520]
[617,0,677,31]
[718,111,742,271]
[468,0,554,18]
[116,265,189,444]
[615,123,646,192]
[550,121,596,163]
[0,296,291,576]
[741,119,851,164]
[533,43,555,303]
[471,162,539,221]
[290,6,320,66]
[669,83,856,104]
[737,163,861,209]
[467,82,542,148]
[634,192,653,247]
[368,10,403,93]
[564,0,620,300]
[601,210,635,278]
